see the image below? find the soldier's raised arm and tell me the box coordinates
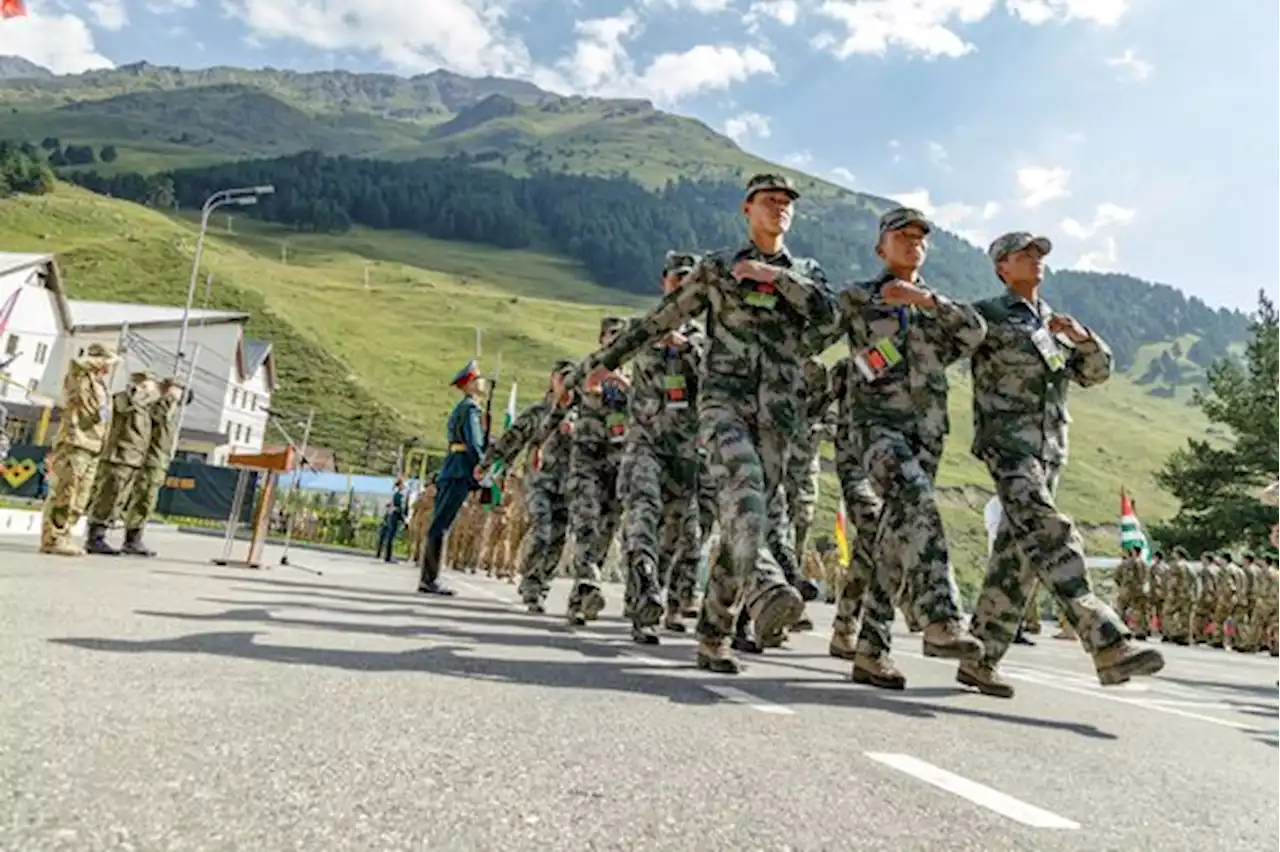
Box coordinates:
[477,399,548,474]
[919,293,988,364]
[1059,320,1113,388]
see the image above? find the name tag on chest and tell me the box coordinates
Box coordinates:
[743,280,778,310]
[606,411,627,442]
[663,374,689,409]
[1029,326,1066,372]
[852,337,903,383]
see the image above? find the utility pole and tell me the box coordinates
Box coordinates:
[225,215,234,234]
[279,407,314,567]
[280,242,288,265]
[107,322,130,391]
[363,266,370,290]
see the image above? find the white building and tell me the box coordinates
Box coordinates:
[0,251,278,464]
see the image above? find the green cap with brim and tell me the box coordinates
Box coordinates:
[878,206,933,237]
[744,173,800,203]
[988,231,1052,263]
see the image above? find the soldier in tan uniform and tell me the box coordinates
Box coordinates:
[86,371,160,555]
[41,343,118,556]
[407,476,436,563]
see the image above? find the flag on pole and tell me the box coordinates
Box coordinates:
[1119,489,1149,561]
[1,0,27,18]
[834,497,850,567]
[484,379,518,508]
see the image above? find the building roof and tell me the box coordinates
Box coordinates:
[0,251,55,275]
[68,300,250,332]
[0,251,74,332]
[242,338,271,374]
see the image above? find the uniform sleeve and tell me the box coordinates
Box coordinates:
[463,403,485,459]
[776,262,842,356]
[566,263,711,390]
[478,401,545,471]
[1066,327,1113,388]
[921,295,988,364]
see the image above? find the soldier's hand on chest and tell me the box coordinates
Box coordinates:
[731,259,779,282]
[879,280,936,309]
[1047,314,1088,343]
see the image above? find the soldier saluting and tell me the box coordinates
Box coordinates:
[417,359,488,596]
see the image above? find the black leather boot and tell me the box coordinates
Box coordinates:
[417,538,454,596]
[121,528,155,557]
[85,523,120,556]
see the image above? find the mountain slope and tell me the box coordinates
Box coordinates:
[0,184,1209,589]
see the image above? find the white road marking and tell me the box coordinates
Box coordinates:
[865,752,1081,830]
[703,684,796,715]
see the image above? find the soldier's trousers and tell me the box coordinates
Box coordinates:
[831,455,884,638]
[850,426,962,655]
[970,455,1132,667]
[1161,601,1191,640]
[1020,588,1042,633]
[695,400,794,643]
[42,445,99,546]
[124,465,166,532]
[621,439,699,616]
[520,475,569,603]
[88,461,143,525]
[677,451,719,599]
[783,435,821,560]
[567,451,624,601]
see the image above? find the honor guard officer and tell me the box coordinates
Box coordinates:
[418,359,487,596]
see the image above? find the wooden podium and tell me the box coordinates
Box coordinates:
[212,446,296,570]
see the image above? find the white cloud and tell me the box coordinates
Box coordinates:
[888,138,902,164]
[633,44,776,103]
[830,166,857,187]
[783,150,814,168]
[724,111,772,143]
[744,0,800,29]
[926,140,950,169]
[146,0,197,12]
[1005,0,1129,26]
[1106,47,1153,81]
[1016,165,1070,208]
[813,0,996,60]
[643,0,735,13]
[87,0,129,30]
[1071,235,1121,271]
[1060,201,1135,242]
[0,12,114,74]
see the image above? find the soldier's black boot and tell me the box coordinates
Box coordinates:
[121,528,155,557]
[731,606,762,654]
[417,537,454,596]
[85,523,120,556]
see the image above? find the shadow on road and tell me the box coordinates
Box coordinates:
[50,589,1120,742]
[1159,675,1279,700]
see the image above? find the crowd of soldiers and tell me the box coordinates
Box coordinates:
[408,171,1198,699]
[1114,548,1280,655]
[38,342,186,558]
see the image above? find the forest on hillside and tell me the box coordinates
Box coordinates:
[65,151,1248,371]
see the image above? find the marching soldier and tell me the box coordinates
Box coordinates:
[417,360,488,596]
[86,370,160,555]
[120,377,185,557]
[41,343,118,556]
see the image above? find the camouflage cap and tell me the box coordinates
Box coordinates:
[551,358,576,376]
[988,231,1052,263]
[1173,546,1189,558]
[744,172,800,202]
[663,250,699,276]
[878,206,933,237]
[599,315,627,338]
[84,342,117,361]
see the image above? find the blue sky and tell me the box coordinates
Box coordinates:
[3,0,1276,311]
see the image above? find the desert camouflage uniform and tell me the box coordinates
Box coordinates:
[1147,553,1168,635]
[1235,555,1263,651]
[966,275,1160,692]
[808,262,987,685]
[1192,555,1218,643]
[620,312,707,640]
[41,344,117,555]
[1160,549,1196,643]
[1212,554,1247,648]
[1114,552,1151,638]
[476,372,573,610]
[87,373,159,553]
[1257,558,1279,655]
[407,485,434,563]
[121,382,183,555]
[565,217,840,672]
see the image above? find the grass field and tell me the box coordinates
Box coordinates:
[0,184,1207,589]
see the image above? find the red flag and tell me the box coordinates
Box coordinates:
[1,0,27,19]
[1120,489,1134,517]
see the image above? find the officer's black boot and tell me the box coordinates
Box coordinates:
[85,523,120,556]
[417,537,455,596]
[121,528,155,557]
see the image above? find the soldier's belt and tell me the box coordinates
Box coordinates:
[449,443,468,452]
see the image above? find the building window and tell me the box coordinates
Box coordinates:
[249,394,257,411]
[3,335,18,356]
[244,426,253,444]
[27,378,38,392]
[34,342,48,364]
[233,423,242,442]
[231,388,240,407]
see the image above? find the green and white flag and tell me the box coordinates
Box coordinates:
[485,380,518,507]
[1119,490,1149,561]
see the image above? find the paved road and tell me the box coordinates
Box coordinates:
[2,531,1276,851]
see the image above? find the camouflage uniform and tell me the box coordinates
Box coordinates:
[86,372,160,554]
[781,357,829,563]
[828,357,884,654]
[1159,549,1197,643]
[1258,557,1279,656]
[563,174,839,673]
[1235,554,1263,651]
[965,232,1161,694]
[476,362,575,612]
[808,214,988,686]
[619,283,707,641]
[1147,552,1168,636]
[1212,553,1247,649]
[41,344,118,556]
[121,380,183,556]
[1192,555,1218,643]
[1114,551,1151,638]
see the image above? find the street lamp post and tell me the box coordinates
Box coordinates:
[172,184,275,375]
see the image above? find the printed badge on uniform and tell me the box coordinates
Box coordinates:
[1029,326,1066,372]
[663,374,689,410]
[606,411,627,443]
[852,337,903,382]
[743,280,778,310]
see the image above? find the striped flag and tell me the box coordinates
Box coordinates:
[1,0,27,18]
[1119,489,1149,561]
[834,497,850,567]
[484,379,517,508]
